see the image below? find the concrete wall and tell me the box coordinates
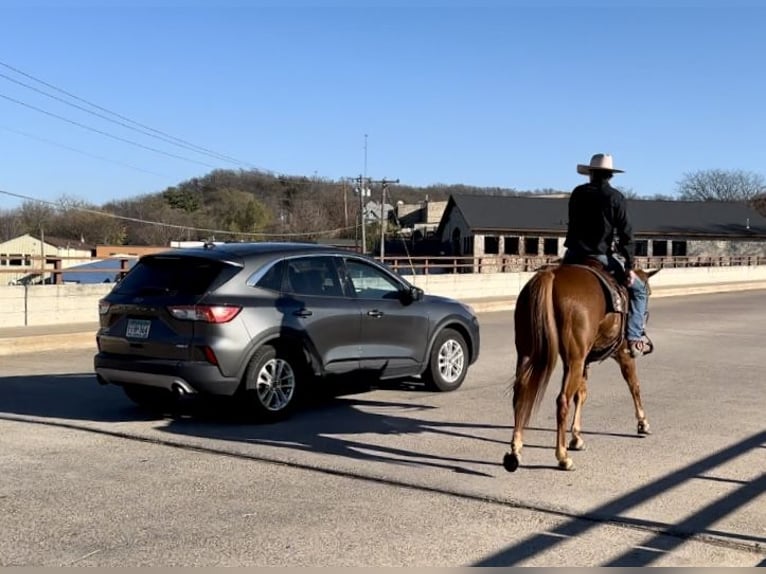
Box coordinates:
[403,265,766,299]
[0,284,113,328]
[2,265,766,328]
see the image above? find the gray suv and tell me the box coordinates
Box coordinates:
[94,242,480,420]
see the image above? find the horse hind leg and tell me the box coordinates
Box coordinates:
[568,366,589,451]
[556,359,586,471]
[614,349,651,435]
[504,356,528,473]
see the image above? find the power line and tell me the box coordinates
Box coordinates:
[0,91,220,168]
[0,59,259,170]
[0,188,360,239]
[0,125,170,178]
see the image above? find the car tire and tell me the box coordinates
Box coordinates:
[423,328,468,392]
[240,344,304,421]
[122,384,175,412]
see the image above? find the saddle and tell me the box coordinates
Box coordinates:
[568,259,630,363]
[570,259,628,315]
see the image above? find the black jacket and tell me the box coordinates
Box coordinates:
[564,179,635,270]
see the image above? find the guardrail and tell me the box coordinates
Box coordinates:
[382,254,766,275]
[0,256,134,285]
[1,253,765,284]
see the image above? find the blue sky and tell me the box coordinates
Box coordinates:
[1,1,765,209]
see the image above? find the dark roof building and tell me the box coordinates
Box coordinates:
[437,194,766,240]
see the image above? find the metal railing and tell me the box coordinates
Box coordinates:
[0,256,134,285]
[381,254,766,275]
[1,253,765,284]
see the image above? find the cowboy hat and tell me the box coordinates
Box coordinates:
[577,153,624,175]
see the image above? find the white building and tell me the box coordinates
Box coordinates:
[0,233,94,285]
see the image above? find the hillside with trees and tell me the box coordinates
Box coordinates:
[0,169,536,245]
[1,167,764,246]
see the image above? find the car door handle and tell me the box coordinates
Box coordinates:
[293,309,313,318]
[367,310,384,318]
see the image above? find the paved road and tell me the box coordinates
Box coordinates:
[1,290,764,567]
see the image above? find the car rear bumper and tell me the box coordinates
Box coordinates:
[94,353,241,396]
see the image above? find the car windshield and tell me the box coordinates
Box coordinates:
[114,255,229,296]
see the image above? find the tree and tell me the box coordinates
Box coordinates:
[18,200,55,235]
[676,169,766,202]
[0,209,23,242]
[53,195,127,245]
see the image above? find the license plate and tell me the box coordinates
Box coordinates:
[126,319,151,339]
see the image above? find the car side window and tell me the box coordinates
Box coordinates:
[285,256,344,297]
[344,259,402,300]
[253,259,286,292]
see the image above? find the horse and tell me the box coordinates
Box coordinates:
[503,262,659,472]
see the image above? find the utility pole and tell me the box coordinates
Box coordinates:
[362,134,368,253]
[350,135,398,256]
[342,179,348,227]
[377,178,399,260]
[353,174,370,254]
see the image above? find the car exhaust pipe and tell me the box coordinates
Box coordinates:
[171,381,195,397]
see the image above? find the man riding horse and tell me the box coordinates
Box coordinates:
[563,153,650,357]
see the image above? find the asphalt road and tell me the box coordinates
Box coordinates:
[1,290,765,567]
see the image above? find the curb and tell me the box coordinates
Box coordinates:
[2,282,765,356]
[0,331,96,357]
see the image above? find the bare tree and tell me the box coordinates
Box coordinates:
[0,209,23,242]
[19,200,55,235]
[676,169,766,202]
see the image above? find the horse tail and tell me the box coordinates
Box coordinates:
[513,270,559,430]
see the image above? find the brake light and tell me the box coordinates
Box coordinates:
[98,300,111,315]
[167,305,242,323]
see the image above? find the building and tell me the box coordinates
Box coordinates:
[0,233,94,285]
[435,194,766,271]
[395,199,449,240]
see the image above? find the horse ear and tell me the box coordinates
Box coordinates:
[646,268,660,278]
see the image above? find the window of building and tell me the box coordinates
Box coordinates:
[524,237,539,255]
[543,238,559,255]
[8,254,24,266]
[672,240,687,256]
[634,240,648,256]
[484,236,499,255]
[652,240,668,257]
[504,237,519,255]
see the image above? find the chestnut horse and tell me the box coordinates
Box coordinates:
[503,264,659,472]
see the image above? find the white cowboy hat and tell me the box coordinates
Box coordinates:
[577,153,624,175]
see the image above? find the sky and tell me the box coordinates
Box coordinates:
[1,0,765,210]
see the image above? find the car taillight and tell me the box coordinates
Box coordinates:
[168,305,242,323]
[98,300,111,315]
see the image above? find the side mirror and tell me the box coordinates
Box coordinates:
[408,286,424,302]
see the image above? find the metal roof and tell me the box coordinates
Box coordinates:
[439,194,766,238]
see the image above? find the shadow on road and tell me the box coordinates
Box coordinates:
[3,371,763,566]
[472,429,766,566]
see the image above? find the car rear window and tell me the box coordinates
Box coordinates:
[114,256,231,296]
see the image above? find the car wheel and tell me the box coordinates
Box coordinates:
[423,328,468,392]
[240,344,303,421]
[122,384,175,412]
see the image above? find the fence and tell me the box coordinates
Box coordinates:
[382,254,766,275]
[1,253,766,285]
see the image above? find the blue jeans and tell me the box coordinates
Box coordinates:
[563,250,647,341]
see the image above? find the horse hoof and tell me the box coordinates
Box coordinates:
[569,438,586,451]
[558,458,575,471]
[637,421,652,435]
[503,452,520,472]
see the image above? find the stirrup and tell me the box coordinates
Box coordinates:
[641,333,655,356]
